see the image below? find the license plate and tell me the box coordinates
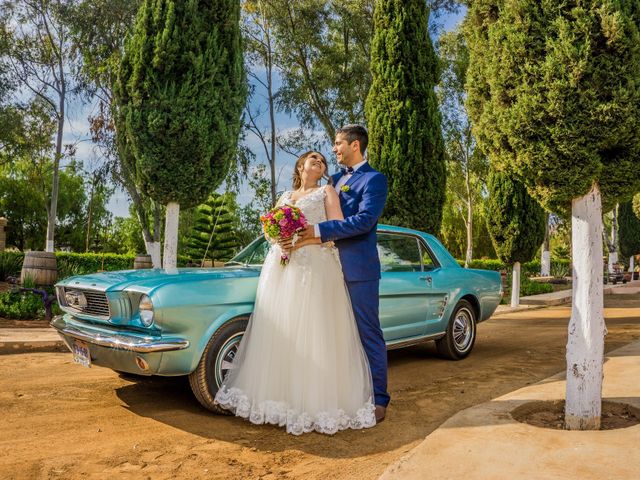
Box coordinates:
[72,340,91,368]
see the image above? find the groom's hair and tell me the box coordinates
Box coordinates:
[337,124,368,155]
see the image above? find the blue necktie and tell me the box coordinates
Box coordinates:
[341,166,354,175]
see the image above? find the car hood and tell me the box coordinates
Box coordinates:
[57,267,261,292]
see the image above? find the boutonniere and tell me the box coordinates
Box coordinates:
[340,185,350,193]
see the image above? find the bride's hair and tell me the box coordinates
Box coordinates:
[292,151,329,189]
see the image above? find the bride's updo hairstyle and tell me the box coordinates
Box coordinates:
[292,150,329,189]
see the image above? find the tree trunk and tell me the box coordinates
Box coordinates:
[607,204,618,272]
[565,185,605,430]
[464,173,473,268]
[153,201,162,242]
[163,202,180,270]
[630,255,635,276]
[145,240,162,268]
[266,26,277,206]
[541,214,551,276]
[46,99,65,252]
[85,179,95,252]
[510,262,520,308]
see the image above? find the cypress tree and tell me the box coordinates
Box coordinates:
[618,201,640,270]
[465,0,640,429]
[365,0,446,234]
[484,169,545,307]
[633,193,640,219]
[117,0,246,268]
[185,193,239,262]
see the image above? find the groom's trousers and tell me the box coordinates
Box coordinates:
[346,279,390,407]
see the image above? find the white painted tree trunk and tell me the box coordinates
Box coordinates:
[163,202,180,270]
[565,185,605,430]
[607,205,618,272]
[541,250,551,277]
[608,251,618,273]
[630,256,635,276]
[145,241,162,269]
[511,262,520,308]
[541,215,551,276]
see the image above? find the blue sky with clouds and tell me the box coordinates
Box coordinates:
[69,7,465,217]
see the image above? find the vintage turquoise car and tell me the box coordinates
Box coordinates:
[51,225,502,413]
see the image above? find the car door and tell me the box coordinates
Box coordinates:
[378,232,432,341]
[419,243,452,336]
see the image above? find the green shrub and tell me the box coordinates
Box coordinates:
[0,252,24,281]
[458,259,505,271]
[56,252,135,277]
[0,291,44,320]
[550,261,571,279]
[520,278,554,296]
[459,258,571,278]
[2,250,225,286]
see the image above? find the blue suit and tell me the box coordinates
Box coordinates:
[318,162,390,407]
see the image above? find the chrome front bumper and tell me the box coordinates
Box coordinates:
[50,315,190,353]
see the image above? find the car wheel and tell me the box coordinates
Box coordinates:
[188,316,249,414]
[436,299,476,360]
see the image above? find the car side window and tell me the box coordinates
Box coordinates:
[377,233,423,272]
[421,244,438,271]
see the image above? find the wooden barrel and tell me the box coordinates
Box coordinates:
[21,251,57,286]
[134,254,153,269]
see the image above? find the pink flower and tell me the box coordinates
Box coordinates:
[259,204,307,266]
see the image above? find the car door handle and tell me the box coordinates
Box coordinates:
[419,276,432,283]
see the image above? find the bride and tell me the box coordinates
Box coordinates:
[214,150,376,435]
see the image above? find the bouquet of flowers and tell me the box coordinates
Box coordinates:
[260,205,308,265]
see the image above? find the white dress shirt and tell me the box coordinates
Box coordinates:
[314,160,368,237]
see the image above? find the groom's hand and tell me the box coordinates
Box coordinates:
[278,225,315,250]
[298,225,315,242]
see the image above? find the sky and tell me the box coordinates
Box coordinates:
[65,7,466,218]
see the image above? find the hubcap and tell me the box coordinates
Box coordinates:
[453,307,474,352]
[214,332,244,387]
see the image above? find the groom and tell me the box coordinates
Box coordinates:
[292,124,390,422]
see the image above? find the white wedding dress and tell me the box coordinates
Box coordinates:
[214,186,376,435]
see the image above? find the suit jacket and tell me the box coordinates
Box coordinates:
[318,162,388,282]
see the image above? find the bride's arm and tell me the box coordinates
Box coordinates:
[324,185,344,221]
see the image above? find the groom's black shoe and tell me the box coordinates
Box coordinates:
[375,405,386,423]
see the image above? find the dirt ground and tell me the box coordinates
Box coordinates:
[1,294,640,480]
[512,400,640,430]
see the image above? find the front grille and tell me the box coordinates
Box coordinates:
[62,287,111,318]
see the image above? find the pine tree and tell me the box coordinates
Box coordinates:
[365,0,446,234]
[465,0,640,429]
[618,201,640,271]
[116,0,246,268]
[484,169,545,307]
[185,193,240,263]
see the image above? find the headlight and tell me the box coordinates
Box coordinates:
[65,289,87,308]
[139,294,154,327]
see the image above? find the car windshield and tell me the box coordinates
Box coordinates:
[228,236,269,265]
